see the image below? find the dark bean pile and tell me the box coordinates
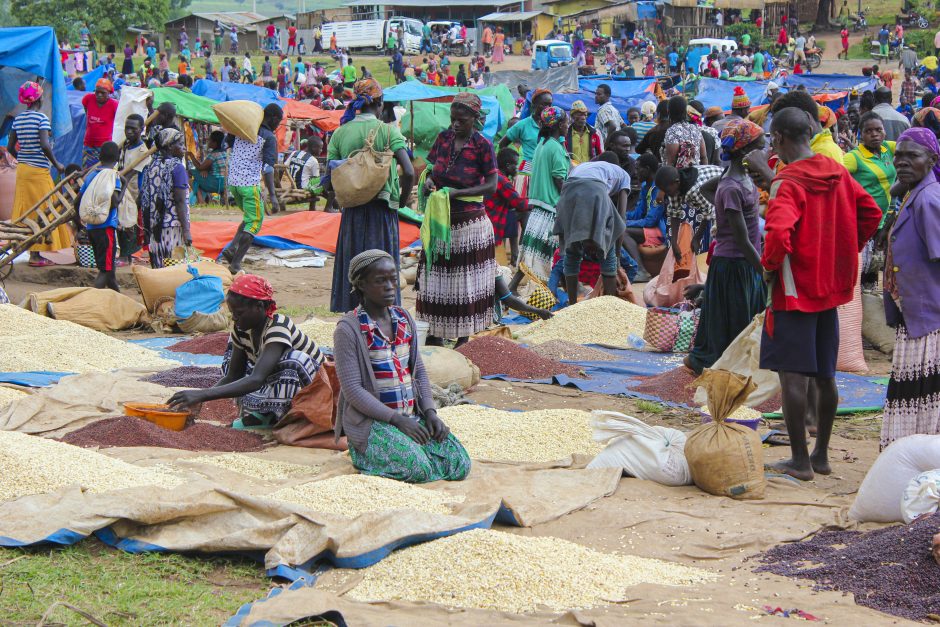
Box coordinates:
[197,398,239,425]
[456,336,585,379]
[143,366,222,389]
[166,332,230,355]
[627,367,698,405]
[528,340,617,363]
[754,514,940,621]
[61,416,266,452]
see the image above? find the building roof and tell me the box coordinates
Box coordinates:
[250,13,297,24]
[167,12,269,28]
[540,0,618,5]
[478,10,550,21]
[345,0,514,6]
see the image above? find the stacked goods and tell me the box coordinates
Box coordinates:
[437,406,603,462]
[455,336,584,379]
[295,318,337,349]
[143,366,223,389]
[166,333,230,356]
[270,474,463,517]
[187,453,320,481]
[528,340,617,362]
[756,514,940,621]
[133,261,233,312]
[0,304,174,373]
[348,529,715,613]
[515,296,647,347]
[61,417,266,452]
[0,387,27,410]
[0,430,183,502]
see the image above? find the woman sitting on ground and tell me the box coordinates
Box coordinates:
[332,250,471,483]
[190,130,228,204]
[168,274,324,429]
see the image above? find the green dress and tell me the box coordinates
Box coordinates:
[519,137,570,281]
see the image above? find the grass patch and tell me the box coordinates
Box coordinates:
[278,303,336,319]
[0,540,270,625]
[635,399,666,414]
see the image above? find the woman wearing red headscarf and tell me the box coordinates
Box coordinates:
[81,78,118,167]
[168,274,325,429]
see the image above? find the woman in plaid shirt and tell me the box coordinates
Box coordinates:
[484,148,528,265]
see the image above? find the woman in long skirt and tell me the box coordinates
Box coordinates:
[328,79,415,313]
[139,129,192,268]
[880,128,940,448]
[686,120,767,373]
[416,93,498,344]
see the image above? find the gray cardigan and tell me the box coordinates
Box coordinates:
[332,309,436,453]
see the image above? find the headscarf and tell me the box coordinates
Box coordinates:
[896,127,940,182]
[835,107,847,119]
[452,92,486,130]
[570,100,589,114]
[932,95,940,109]
[18,81,43,106]
[818,106,836,129]
[95,78,114,93]
[720,118,763,161]
[531,88,552,104]
[340,78,383,125]
[640,100,657,120]
[540,106,566,129]
[229,274,277,318]
[156,128,184,151]
[348,249,394,293]
[704,106,724,120]
[912,106,940,128]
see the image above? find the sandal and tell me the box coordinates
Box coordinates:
[231,411,277,430]
[28,258,54,267]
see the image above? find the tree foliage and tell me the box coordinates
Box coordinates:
[724,23,762,50]
[10,0,171,46]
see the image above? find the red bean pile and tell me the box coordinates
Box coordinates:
[143,366,222,389]
[455,336,585,380]
[627,367,698,405]
[754,514,940,621]
[61,417,266,452]
[166,332,230,356]
[197,398,238,425]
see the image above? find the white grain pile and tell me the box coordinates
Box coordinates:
[296,318,337,349]
[0,430,183,503]
[438,406,603,462]
[515,296,647,347]
[348,529,716,613]
[700,405,763,421]
[0,304,173,373]
[270,474,464,517]
[187,453,320,482]
[0,387,27,410]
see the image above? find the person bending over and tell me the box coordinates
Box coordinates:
[332,250,471,483]
[169,274,325,429]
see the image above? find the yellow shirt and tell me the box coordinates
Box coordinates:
[923,56,938,71]
[810,130,844,163]
[569,127,592,165]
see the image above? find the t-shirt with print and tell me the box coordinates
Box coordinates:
[712,175,760,258]
[227,126,277,187]
[11,110,52,169]
[230,313,325,366]
[81,94,118,147]
[80,167,123,230]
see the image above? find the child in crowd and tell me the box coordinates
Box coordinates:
[484,148,528,265]
[74,142,126,292]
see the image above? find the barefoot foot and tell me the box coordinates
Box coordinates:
[767,458,814,481]
[810,452,832,475]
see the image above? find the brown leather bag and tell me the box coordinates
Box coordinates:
[272,360,348,450]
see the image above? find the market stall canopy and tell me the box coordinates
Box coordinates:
[51,91,87,172]
[279,100,343,132]
[478,10,549,22]
[578,77,658,99]
[382,81,507,140]
[0,27,71,138]
[192,79,282,108]
[151,88,220,124]
[694,78,773,111]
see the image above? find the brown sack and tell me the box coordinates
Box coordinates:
[133,261,233,312]
[212,100,263,142]
[685,369,765,500]
[273,361,347,449]
[586,267,637,304]
[45,288,151,332]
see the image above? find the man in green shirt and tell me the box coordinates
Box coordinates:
[741,32,751,48]
[342,59,358,89]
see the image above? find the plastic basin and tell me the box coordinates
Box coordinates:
[123,403,191,431]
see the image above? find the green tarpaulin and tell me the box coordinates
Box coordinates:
[401,101,461,159]
[151,88,219,124]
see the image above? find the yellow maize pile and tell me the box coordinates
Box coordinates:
[296,318,337,349]
[437,406,603,462]
[0,431,183,503]
[349,528,716,613]
[187,453,321,482]
[270,474,464,517]
[0,304,174,373]
[700,405,763,421]
[515,296,647,346]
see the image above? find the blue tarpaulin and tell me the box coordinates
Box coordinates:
[782,74,877,93]
[577,77,657,99]
[0,27,72,138]
[68,64,105,91]
[52,91,88,171]
[695,78,772,111]
[192,79,282,107]
[549,90,657,126]
[382,81,505,140]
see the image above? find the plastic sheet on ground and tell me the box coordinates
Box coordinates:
[480,347,886,412]
[0,371,72,387]
[0,444,620,575]
[129,337,225,366]
[228,477,893,627]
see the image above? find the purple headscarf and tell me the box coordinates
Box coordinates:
[897,127,940,182]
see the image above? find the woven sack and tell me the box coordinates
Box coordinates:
[133,261,233,312]
[836,262,867,372]
[331,125,394,208]
[79,168,120,226]
[212,100,263,142]
[518,262,556,320]
[643,307,680,352]
[672,308,701,353]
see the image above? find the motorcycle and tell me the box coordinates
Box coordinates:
[853,9,868,32]
[898,11,929,29]
[431,38,474,57]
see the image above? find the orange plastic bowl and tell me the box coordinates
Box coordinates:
[123,403,191,431]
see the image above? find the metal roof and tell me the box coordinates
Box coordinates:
[478,10,549,21]
[167,12,269,27]
[345,0,514,6]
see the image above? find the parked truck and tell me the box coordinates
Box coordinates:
[321,17,423,54]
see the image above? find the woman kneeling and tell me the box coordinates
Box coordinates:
[333,250,470,483]
[169,274,324,428]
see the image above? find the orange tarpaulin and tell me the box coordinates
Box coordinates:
[276,100,344,151]
[189,211,421,260]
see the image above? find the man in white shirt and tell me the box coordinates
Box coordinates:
[594,83,625,145]
[794,34,807,64]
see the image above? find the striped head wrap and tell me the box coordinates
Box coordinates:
[348,249,394,293]
[340,78,383,125]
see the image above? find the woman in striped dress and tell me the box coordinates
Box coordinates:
[510,106,570,285]
[169,274,324,429]
[417,92,498,344]
[139,129,192,268]
[8,82,71,267]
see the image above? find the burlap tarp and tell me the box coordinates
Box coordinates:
[21,287,151,331]
[0,444,620,572]
[234,477,907,627]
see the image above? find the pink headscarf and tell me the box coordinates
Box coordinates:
[18,81,43,106]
